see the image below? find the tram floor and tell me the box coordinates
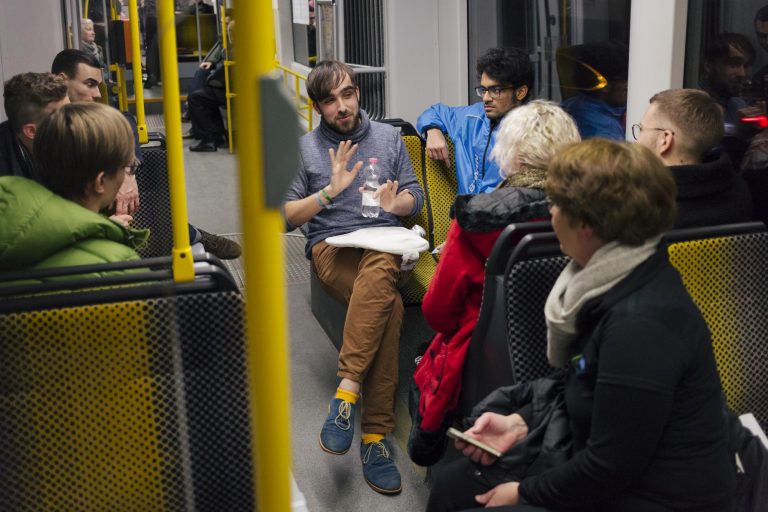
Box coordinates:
[182,129,432,510]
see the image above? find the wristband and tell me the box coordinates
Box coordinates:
[320,188,333,205]
[316,190,333,209]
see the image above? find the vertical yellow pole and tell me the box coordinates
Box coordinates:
[128,0,148,144]
[236,1,292,511]
[220,6,235,154]
[158,0,194,281]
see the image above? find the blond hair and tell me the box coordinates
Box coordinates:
[546,139,676,246]
[490,100,581,181]
[34,102,134,201]
[649,89,724,158]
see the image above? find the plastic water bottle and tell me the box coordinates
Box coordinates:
[361,157,381,218]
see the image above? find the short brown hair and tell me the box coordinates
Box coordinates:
[547,139,676,246]
[3,72,68,134]
[34,103,134,201]
[306,60,356,104]
[649,88,724,158]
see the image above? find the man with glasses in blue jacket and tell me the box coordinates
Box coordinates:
[416,47,533,194]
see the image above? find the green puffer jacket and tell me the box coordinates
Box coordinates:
[0,176,149,274]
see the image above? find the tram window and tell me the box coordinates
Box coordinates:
[467,0,632,105]
[684,1,768,129]
[292,0,317,68]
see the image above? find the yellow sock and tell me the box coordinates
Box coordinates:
[335,388,359,404]
[361,433,384,444]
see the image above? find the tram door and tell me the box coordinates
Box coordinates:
[467,0,632,103]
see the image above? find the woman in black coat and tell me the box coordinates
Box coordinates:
[427,140,736,512]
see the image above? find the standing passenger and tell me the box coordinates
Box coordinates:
[284,60,424,495]
[633,88,752,228]
[416,47,534,194]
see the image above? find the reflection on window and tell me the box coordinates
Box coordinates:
[467,0,631,141]
[685,0,768,223]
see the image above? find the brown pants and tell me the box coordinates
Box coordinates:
[312,241,405,434]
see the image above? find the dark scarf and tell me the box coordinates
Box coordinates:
[318,109,372,144]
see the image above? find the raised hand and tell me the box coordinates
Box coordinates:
[455,412,528,466]
[327,140,363,198]
[426,128,451,167]
[375,179,410,213]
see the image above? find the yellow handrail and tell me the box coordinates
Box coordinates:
[276,63,313,131]
[158,0,194,281]
[237,0,292,510]
[221,6,235,153]
[127,0,148,144]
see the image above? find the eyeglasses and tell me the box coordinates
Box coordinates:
[631,123,674,141]
[474,85,515,99]
[125,159,140,176]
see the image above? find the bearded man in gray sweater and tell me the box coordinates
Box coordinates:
[285,60,424,495]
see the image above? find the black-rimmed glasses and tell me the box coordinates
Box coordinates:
[474,85,515,99]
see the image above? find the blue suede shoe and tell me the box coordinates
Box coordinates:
[360,439,402,495]
[319,397,355,455]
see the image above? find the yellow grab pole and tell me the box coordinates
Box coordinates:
[127,0,148,144]
[158,0,194,281]
[236,0,292,511]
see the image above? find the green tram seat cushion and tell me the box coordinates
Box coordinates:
[667,228,768,430]
[0,291,255,511]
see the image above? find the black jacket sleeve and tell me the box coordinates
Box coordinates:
[519,315,678,508]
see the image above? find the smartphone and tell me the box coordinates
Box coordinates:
[446,427,502,458]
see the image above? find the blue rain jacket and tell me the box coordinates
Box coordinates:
[416,102,502,194]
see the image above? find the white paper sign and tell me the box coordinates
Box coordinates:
[292,0,310,25]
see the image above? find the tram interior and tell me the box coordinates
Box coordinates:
[1,0,768,510]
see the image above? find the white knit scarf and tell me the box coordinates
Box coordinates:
[544,236,662,368]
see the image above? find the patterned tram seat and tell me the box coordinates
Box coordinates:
[133,133,174,258]
[394,120,458,304]
[0,258,256,511]
[666,223,768,431]
[459,222,768,430]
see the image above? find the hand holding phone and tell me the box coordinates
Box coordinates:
[446,427,502,458]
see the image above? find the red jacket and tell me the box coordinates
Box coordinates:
[414,187,549,431]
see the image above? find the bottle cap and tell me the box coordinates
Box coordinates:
[369,157,378,164]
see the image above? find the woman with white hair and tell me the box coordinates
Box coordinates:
[409,101,580,466]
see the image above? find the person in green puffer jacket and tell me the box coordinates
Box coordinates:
[0,102,148,275]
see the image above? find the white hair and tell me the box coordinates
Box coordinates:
[490,100,581,178]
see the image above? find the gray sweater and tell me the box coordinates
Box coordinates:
[286,110,424,258]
